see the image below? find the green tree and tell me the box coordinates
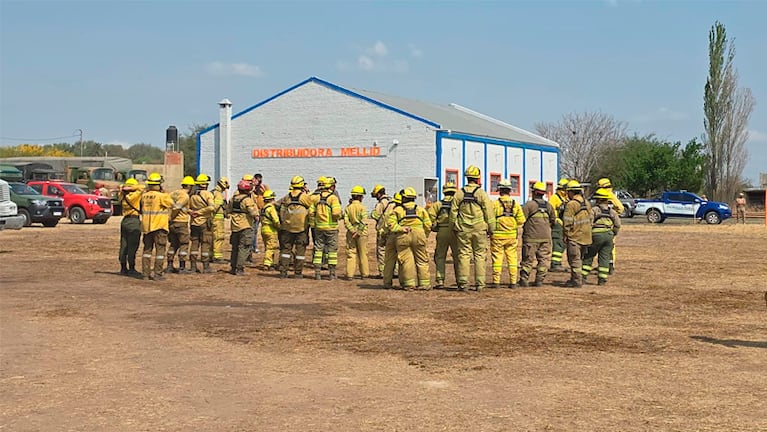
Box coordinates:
[179,124,208,176]
[703,21,755,201]
[127,143,164,164]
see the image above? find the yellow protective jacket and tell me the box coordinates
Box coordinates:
[492,196,526,239]
[450,184,495,233]
[388,202,432,234]
[427,196,454,232]
[344,200,369,236]
[213,186,228,221]
[278,190,312,233]
[120,188,143,217]
[606,189,625,215]
[591,203,621,235]
[563,194,593,245]
[228,192,259,233]
[260,202,280,235]
[309,190,342,231]
[189,189,215,227]
[140,188,173,234]
[169,188,190,223]
[371,194,390,236]
[549,191,568,226]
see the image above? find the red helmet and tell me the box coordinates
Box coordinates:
[237,179,252,192]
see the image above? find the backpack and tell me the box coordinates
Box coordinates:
[280,192,308,225]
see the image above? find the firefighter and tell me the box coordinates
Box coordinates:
[427,182,459,290]
[582,188,621,285]
[382,191,403,289]
[250,173,268,253]
[277,176,313,279]
[118,177,143,276]
[491,179,526,288]
[370,184,390,278]
[305,176,326,269]
[212,177,230,263]
[387,187,432,290]
[549,178,569,272]
[166,176,195,274]
[260,190,280,270]
[735,193,747,224]
[562,180,592,288]
[189,174,216,273]
[519,181,556,287]
[343,185,369,280]
[450,165,495,292]
[596,177,623,274]
[228,180,260,275]
[139,173,173,281]
[309,177,343,280]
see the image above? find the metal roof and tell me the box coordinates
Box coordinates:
[199,77,558,148]
[352,87,558,147]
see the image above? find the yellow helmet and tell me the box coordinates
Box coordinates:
[351,185,366,195]
[557,178,569,189]
[263,189,276,200]
[181,176,195,186]
[464,165,480,178]
[403,187,417,199]
[566,180,582,191]
[316,176,327,186]
[320,177,334,189]
[392,192,402,204]
[597,178,612,188]
[593,188,611,200]
[532,181,546,193]
[217,177,230,188]
[290,175,305,189]
[195,173,210,185]
[147,172,163,185]
[442,182,457,194]
[371,184,385,196]
[124,178,138,187]
[328,176,337,185]
[497,179,512,191]
[242,174,254,182]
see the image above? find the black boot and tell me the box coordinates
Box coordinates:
[328,265,336,280]
[518,271,530,287]
[120,262,129,275]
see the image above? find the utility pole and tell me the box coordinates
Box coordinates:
[76,129,84,156]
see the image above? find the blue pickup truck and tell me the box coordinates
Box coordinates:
[633,191,732,224]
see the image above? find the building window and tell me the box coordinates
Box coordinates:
[546,182,554,197]
[509,174,521,196]
[445,169,459,187]
[489,172,501,195]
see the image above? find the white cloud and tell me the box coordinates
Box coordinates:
[337,41,419,74]
[748,130,767,143]
[631,107,688,123]
[206,61,263,78]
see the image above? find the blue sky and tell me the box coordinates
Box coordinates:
[1,0,765,184]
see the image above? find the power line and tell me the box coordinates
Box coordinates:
[0,134,79,142]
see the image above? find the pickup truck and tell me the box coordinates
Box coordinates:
[633,191,732,224]
[8,182,65,227]
[28,181,112,224]
[0,179,25,230]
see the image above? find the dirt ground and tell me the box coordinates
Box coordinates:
[1,217,766,431]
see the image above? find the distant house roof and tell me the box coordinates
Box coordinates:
[200,77,558,148]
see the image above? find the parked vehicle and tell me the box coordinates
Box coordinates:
[0,179,25,230]
[589,189,636,218]
[27,181,112,224]
[633,191,732,224]
[7,182,65,227]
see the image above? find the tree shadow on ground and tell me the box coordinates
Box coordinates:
[690,335,767,349]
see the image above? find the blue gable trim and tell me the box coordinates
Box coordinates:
[442,131,559,154]
[197,76,441,141]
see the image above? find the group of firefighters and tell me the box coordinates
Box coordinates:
[116,165,623,289]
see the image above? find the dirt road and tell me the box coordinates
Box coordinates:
[1,219,766,431]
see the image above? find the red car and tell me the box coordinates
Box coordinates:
[28,181,112,224]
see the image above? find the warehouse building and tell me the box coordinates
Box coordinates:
[198,77,559,204]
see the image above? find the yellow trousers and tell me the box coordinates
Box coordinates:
[395,229,430,288]
[456,230,487,289]
[346,231,370,278]
[261,231,279,268]
[490,235,519,284]
[212,217,225,260]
